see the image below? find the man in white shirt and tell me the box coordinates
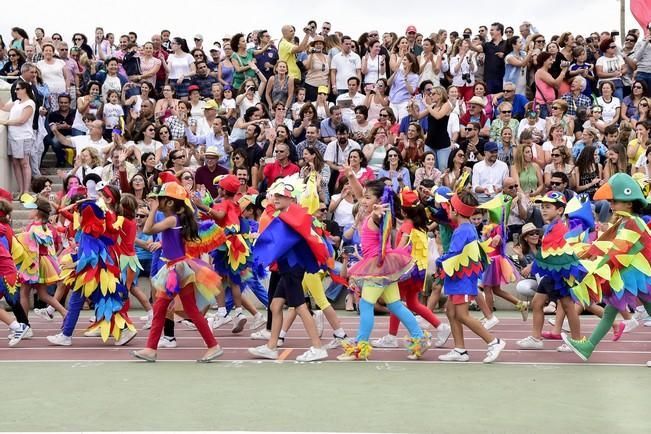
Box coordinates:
[471,141,509,203]
[335,77,366,126]
[330,36,361,95]
[51,120,110,159]
[323,124,361,173]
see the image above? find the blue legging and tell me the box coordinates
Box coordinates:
[61,290,86,337]
[357,299,423,342]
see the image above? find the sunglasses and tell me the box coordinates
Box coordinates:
[318,92,328,95]
[465,127,475,131]
[550,181,563,186]
[388,154,399,158]
[146,128,155,132]
[504,89,514,93]
[136,214,147,218]
[501,110,512,114]
[551,153,561,157]
[634,85,643,89]
[640,103,649,107]
[551,106,561,110]
[608,45,617,49]
[74,38,82,41]
[181,175,193,181]
[526,232,540,237]
[535,39,545,44]
[506,184,518,189]
[318,208,327,212]
[626,38,636,42]
[8,54,17,58]
[172,155,184,160]
[379,113,389,117]
[53,37,61,41]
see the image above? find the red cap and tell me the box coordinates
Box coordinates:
[0,188,12,202]
[400,189,420,208]
[188,85,200,92]
[450,193,476,218]
[406,25,417,33]
[218,174,240,194]
[158,171,180,185]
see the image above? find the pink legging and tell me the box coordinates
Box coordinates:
[389,278,441,336]
[146,285,217,350]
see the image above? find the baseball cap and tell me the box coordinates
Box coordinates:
[406,25,417,33]
[484,141,498,153]
[194,34,203,41]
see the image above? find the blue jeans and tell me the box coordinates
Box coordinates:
[435,147,452,172]
[611,79,624,101]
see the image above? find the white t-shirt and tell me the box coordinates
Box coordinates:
[222,98,236,112]
[518,118,546,140]
[595,55,625,86]
[190,100,206,120]
[596,96,621,124]
[447,112,460,144]
[335,92,366,125]
[102,103,124,129]
[330,51,361,90]
[71,135,110,156]
[168,53,194,80]
[101,76,122,101]
[37,59,67,93]
[331,193,355,228]
[363,53,386,84]
[323,139,361,166]
[8,99,36,140]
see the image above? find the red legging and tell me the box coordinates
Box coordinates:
[146,285,217,350]
[389,278,441,336]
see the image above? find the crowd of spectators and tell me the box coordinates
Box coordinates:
[1,21,651,246]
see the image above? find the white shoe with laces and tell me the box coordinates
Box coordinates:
[231,313,247,333]
[483,338,506,363]
[211,315,232,329]
[250,329,271,340]
[296,346,328,362]
[516,336,544,349]
[33,308,53,321]
[438,349,470,362]
[248,344,278,360]
[158,336,177,348]
[324,335,347,350]
[483,316,500,330]
[114,328,138,346]
[8,324,30,347]
[250,312,266,330]
[623,319,639,333]
[557,343,572,352]
[371,334,399,348]
[179,319,196,330]
[47,333,72,346]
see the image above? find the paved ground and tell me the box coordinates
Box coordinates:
[2,311,650,433]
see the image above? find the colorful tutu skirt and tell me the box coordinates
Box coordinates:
[120,254,143,289]
[348,252,414,287]
[211,234,253,286]
[151,257,222,311]
[21,254,61,285]
[482,255,518,286]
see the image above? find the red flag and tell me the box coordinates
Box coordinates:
[631,0,651,36]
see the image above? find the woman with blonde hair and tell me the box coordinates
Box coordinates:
[418,86,453,171]
[603,143,629,180]
[511,143,544,196]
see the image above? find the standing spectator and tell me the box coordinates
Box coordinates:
[633,32,651,92]
[596,38,626,100]
[37,43,70,111]
[231,33,263,91]
[0,81,36,196]
[459,95,491,137]
[458,121,487,168]
[10,27,28,51]
[405,25,422,55]
[278,25,311,82]
[503,36,532,95]
[164,37,195,100]
[72,33,93,59]
[190,61,217,98]
[324,124,361,192]
[304,36,330,101]
[330,36,362,96]
[449,38,477,101]
[471,141,509,203]
[420,38,444,87]
[534,52,568,119]
[387,52,419,122]
[568,46,596,97]
[300,146,330,203]
[419,86,453,171]
[266,61,294,109]
[94,57,128,101]
[254,30,279,80]
[471,22,506,94]
[361,40,387,91]
[151,34,169,91]
[132,42,162,88]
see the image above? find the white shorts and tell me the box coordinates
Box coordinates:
[8,137,35,159]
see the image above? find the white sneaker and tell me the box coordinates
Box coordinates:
[483,339,506,363]
[623,319,639,333]
[644,319,651,327]
[158,336,177,348]
[231,313,247,333]
[114,328,138,346]
[416,315,429,330]
[143,318,152,330]
[83,327,101,337]
[212,315,232,329]
[313,311,325,338]
[516,336,544,349]
[7,327,33,340]
[248,344,278,360]
[557,343,572,352]
[8,324,30,347]
[47,333,72,346]
[433,323,451,348]
[547,318,569,332]
[250,329,271,340]
[250,312,266,330]
[179,319,196,330]
[296,346,328,362]
[647,360,651,367]
[483,316,500,330]
[438,349,470,362]
[324,335,347,350]
[33,308,54,321]
[371,334,399,348]
[543,301,557,314]
[139,314,149,321]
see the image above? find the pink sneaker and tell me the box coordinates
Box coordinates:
[612,321,625,341]
[541,331,561,340]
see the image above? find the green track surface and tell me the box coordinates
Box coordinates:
[3,361,649,433]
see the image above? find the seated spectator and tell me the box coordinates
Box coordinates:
[471,141,509,203]
[627,120,650,167]
[511,143,544,197]
[603,144,629,180]
[517,102,545,143]
[51,119,110,157]
[441,147,469,189]
[260,142,299,187]
[413,151,441,188]
[292,103,317,144]
[549,171,577,202]
[468,81,496,120]
[398,98,428,143]
[335,76,366,126]
[324,124,361,192]
[595,81,621,126]
[543,145,573,187]
[67,147,103,182]
[458,121,486,168]
[633,145,651,177]
[194,146,229,199]
[502,177,535,239]
[296,124,327,166]
[184,115,231,171]
[541,123,572,165]
[232,123,264,185]
[544,99,575,138]
[350,105,373,144]
[571,126,607,161]
[494,82,528,119]
[378,146,411,192]
[44,94,75,167]
[489,101,519,142]
[300,146,330,203]
[572,145,603,200]
[328,178,356,229]
[363,125,393,173]
[459,96,491,138]
[319,105,347,143]
[399,122,426,178]
[561,76,592,117]
[190,60,218,98]
[103,145,136,185]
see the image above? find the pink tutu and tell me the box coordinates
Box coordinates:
[348,251,414,287]
[482,255,518,287]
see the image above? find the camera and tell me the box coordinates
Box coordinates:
[463,33,471,40]
[462,73,471,83]
[246,86,255,92]
[341,245,356,255]
[560,60,570,68]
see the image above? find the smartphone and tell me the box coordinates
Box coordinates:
[342,245,356,255]
[265,157,276,164]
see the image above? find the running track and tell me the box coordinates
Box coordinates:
[2,314,650,366]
